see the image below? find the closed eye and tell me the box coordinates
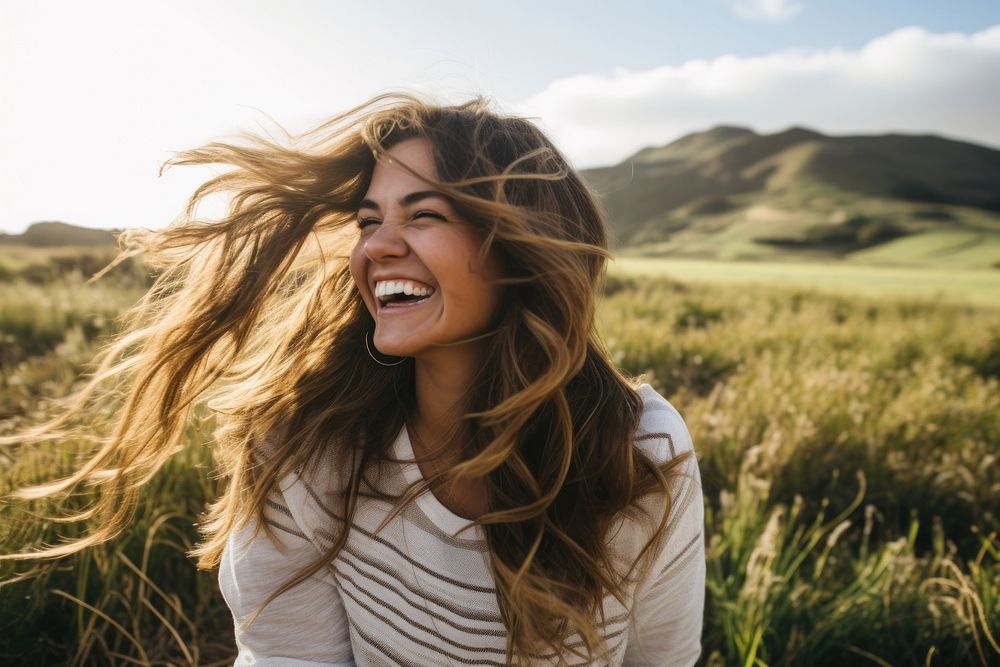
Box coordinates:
[413,210,447,222]
[356,210,447,229]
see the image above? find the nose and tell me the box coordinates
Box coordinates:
[363,219,409,262]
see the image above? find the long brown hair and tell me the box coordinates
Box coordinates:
[2,92,689,663]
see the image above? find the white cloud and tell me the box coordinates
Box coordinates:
[517,25,1000,169]
[733,0,803,23]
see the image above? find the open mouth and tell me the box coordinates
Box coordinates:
[378,291,434,310]
[375,281,437,312]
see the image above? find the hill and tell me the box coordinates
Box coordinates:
[582,127,1000,267]
[7,130,1000,270]
[0,221,118,247]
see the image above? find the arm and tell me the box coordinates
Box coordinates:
[218,485,356,666]
[624,407,706,666]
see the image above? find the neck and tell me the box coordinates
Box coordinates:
[410,341,486,458]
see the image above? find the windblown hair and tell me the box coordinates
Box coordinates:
[2,92,690,663]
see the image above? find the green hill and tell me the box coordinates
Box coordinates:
[7,129,1000,271]
[582,127,1000,268]
[0,221,118,247]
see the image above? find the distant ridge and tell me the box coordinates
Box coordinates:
[6,127,1000,268]
[629,126,760,164]
[0,221,118,247]
[581,126,1000,265]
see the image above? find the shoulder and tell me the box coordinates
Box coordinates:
[620,387,706,664]
[608,383,703,572]
[249,422,356,553]
[633,383,696,467]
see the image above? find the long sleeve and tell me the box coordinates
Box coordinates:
[218,477,356,666]
[623,389,706,666]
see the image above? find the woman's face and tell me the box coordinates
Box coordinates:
[350,137,503,359]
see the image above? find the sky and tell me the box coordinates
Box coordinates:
[1,0,999,234]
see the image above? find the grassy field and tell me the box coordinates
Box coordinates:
[609,179,1000,271]
[847,231,1000,270]
[1,247,999,665]
[611,256,1000,307]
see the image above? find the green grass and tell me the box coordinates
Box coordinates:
[610,256,1000,307]
[0,423,233,666]
[0,244,121,272]
[617,182,1000,268]
[849,231,1000,269]
[2,252,1000,665]
[597,274,1000,665]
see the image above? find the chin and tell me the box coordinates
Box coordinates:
[373,337,419,358]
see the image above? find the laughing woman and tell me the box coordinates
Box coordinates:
[3,94,705,665]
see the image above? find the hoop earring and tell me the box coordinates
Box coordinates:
[365,328,406,366]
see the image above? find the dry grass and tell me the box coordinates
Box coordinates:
[1,256,998,665]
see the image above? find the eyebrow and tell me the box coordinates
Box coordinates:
[357,190,451,212]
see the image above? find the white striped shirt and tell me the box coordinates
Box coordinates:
[219,383,705,666]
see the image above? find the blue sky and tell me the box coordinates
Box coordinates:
[2,0,998,233]
[342,0,998,100]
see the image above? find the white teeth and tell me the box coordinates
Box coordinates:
[374,279,435,302]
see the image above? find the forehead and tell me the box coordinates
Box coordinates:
[366,137,439,194]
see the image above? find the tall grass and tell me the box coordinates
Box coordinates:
[0,415,232,664]
[1,257,998,665]
[599,274,1000,665]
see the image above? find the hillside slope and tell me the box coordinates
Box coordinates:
[582,127,1000,267]
[0,221,118,246]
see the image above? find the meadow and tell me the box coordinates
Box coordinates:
[1,248,998,666]
[611,256,1000,308]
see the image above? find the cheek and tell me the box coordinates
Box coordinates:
[460,264,503,322]
[454,240,502,309]
[349,238,366,279]
[348,245,373,308]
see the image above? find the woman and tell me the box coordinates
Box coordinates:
[4,93,704,665]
